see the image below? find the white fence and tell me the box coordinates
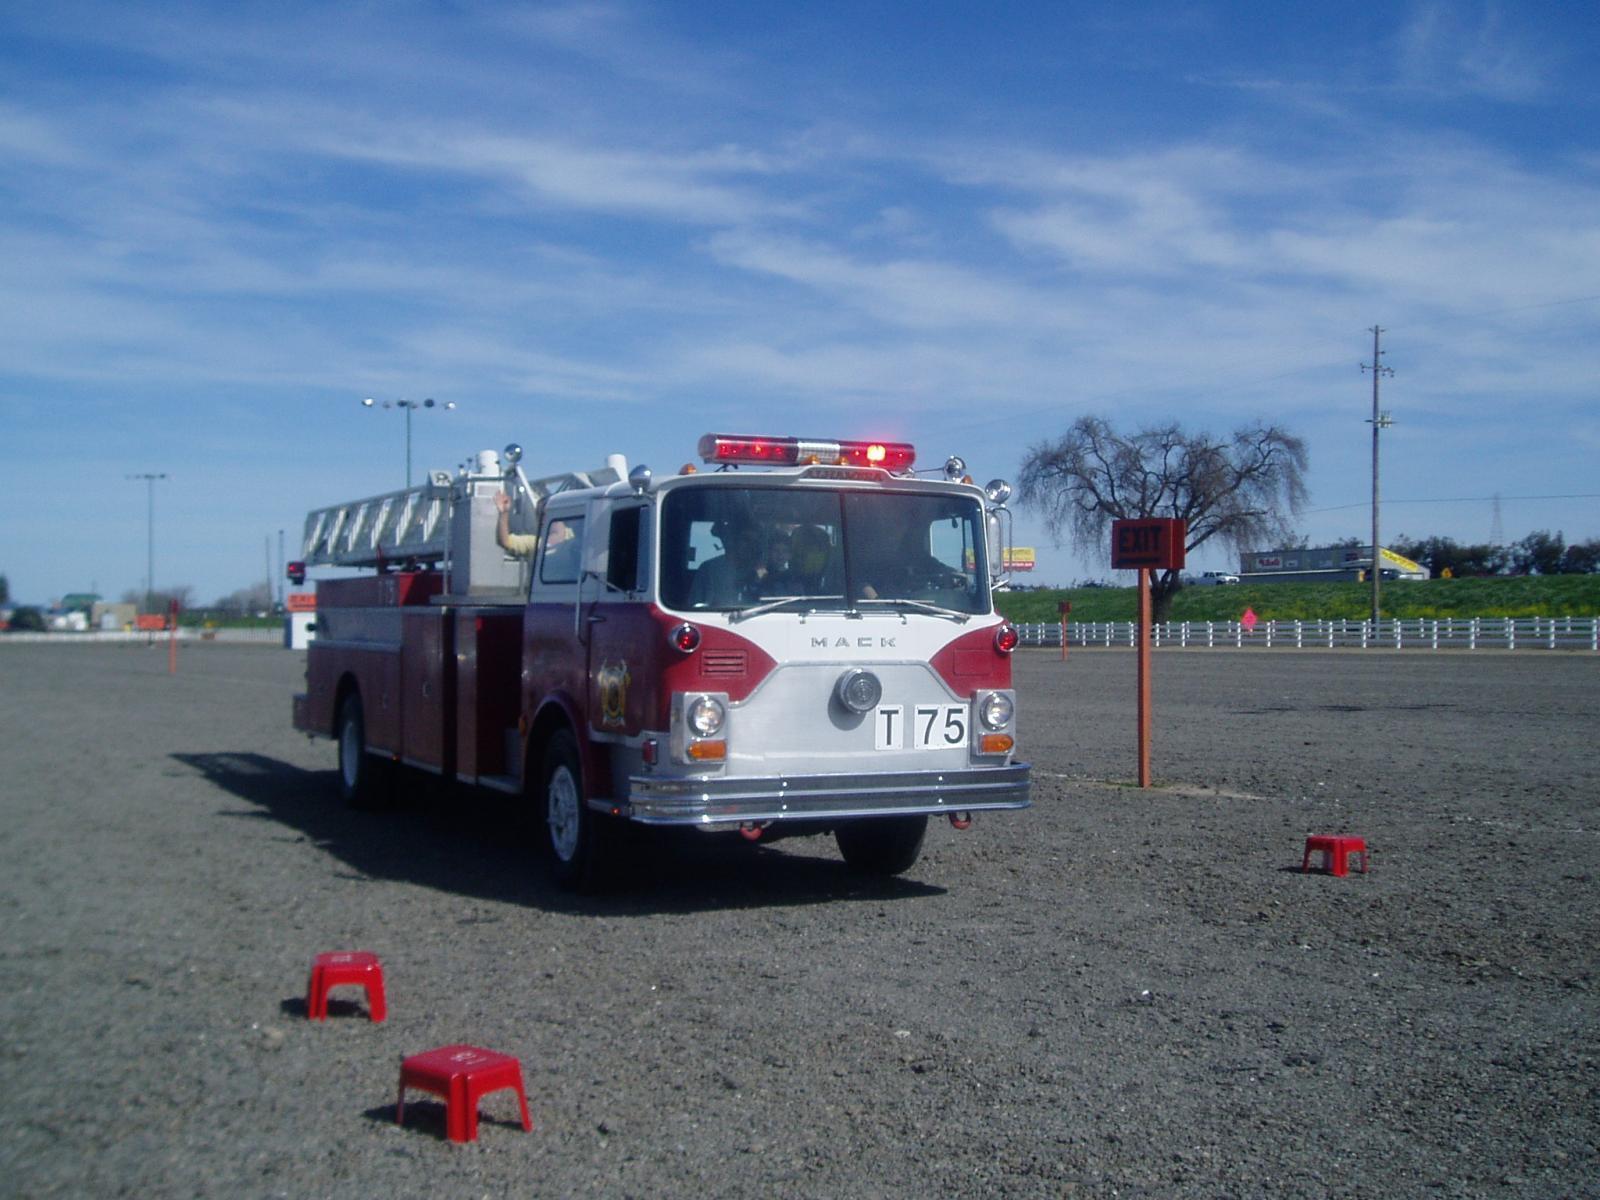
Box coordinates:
[1019,616,1600,652]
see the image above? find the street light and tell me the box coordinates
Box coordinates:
[362,397,457,488]
[127,472,169,615]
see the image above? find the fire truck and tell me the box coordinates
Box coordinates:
[291,433,1031,888]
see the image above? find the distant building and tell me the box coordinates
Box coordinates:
[1239,545,1428,584]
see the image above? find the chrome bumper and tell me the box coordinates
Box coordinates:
[619,763,1031,826]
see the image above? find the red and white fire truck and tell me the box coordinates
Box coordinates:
[291,433,1031,888]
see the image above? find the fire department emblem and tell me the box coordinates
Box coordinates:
[597,660,631,727]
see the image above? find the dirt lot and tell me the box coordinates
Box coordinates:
[1,642,1596,1198]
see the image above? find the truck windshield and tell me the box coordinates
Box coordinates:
[659,486,989,615]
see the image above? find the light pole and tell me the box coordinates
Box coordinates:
[127,472,169,615]
[362,397,457,488]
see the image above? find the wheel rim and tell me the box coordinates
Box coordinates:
[547,765,581,862]
[340,715,361,790]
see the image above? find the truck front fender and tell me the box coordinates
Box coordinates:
[525,693,613,802]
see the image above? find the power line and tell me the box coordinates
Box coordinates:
[1306,492,1600,514]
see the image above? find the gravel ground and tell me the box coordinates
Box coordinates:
[1,642,1596,1198]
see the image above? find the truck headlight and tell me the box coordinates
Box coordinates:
[687,695,727,737]
[978,691,1014,730]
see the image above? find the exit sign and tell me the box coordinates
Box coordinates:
[1111,518,1187,570]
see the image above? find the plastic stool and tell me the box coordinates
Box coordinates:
[1302,835,1369,877]
[397,1045,533,1143]
[306,951,387,1022]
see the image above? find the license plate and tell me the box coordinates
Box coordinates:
[873,704,968,750]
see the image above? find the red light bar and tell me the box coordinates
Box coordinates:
[698,434,915,471]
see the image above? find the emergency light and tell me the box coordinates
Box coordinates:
[698,434,915,472]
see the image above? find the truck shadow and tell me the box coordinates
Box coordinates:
[172,752,945,914]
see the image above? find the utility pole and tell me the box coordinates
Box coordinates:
[1361,327,1395,628]
[128,473,170,615]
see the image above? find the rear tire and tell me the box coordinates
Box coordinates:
[835,815,928,876]
[336,692,391,810]
[537,729,609,890]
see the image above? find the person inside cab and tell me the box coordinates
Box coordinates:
[690,520,763,607]
[858,521,967,601]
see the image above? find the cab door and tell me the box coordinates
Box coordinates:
[584,502,658,742]
[522,502,588,736]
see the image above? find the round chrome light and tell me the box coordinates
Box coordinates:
[669,622,701,653]
[834,668,883,714]
[687,695,726,737]
[985,478,1013,505]
[979,691,1014,730]
[994,623,1019,653]
[943,455,967,481]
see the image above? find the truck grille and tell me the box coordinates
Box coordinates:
[701,650,747,677]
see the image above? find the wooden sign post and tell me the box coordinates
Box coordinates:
[1110,519,1186,787]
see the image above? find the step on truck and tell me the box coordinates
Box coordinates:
[291,432,1031,888]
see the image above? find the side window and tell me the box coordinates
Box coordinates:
[539,516,585,585]
[928,516,970,573]
[607,507,642,592]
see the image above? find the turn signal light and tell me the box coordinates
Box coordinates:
[994,623,1019,653]
[669,623,701,653]
[980,733,1014,755]
[687,740,727,761]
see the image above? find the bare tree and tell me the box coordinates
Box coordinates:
[1019,416,1308,621]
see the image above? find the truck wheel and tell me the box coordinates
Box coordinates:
[538,729,606,890]
[336,692,390,810]
[835,815,928,876]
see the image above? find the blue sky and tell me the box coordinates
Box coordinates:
[3,1,1598,605]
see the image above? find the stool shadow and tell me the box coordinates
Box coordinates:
[278,996,368,1019]
[363,1101,529,1141]
[173,751,944,914]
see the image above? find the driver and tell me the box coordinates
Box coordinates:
[859,523,966,600]
[690,520,763,607]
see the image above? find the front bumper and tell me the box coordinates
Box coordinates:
[619,763,1031,826]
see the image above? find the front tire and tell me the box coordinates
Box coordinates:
[537,729,607,890]
[336,691,391,810]
[835,815,928,876]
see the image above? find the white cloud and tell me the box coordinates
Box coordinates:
[1394,2,1553,102]
[705,229,1085,332]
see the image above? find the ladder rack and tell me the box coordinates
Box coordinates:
[300,458,626,571]
[301,473,454,568]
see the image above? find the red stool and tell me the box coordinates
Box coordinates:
[306,951,387,1022]
[1302,835,1369,877]
[397,1045,533,1143]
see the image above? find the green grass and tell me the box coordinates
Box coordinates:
[996,575,1600,624]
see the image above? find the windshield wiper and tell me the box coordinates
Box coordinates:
[728,594,846,622]
[853,597,972,622]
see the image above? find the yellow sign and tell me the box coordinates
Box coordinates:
[965,547,1036,571]
[1380,547,1424,574]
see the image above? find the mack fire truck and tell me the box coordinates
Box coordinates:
[291,433,1031,888]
